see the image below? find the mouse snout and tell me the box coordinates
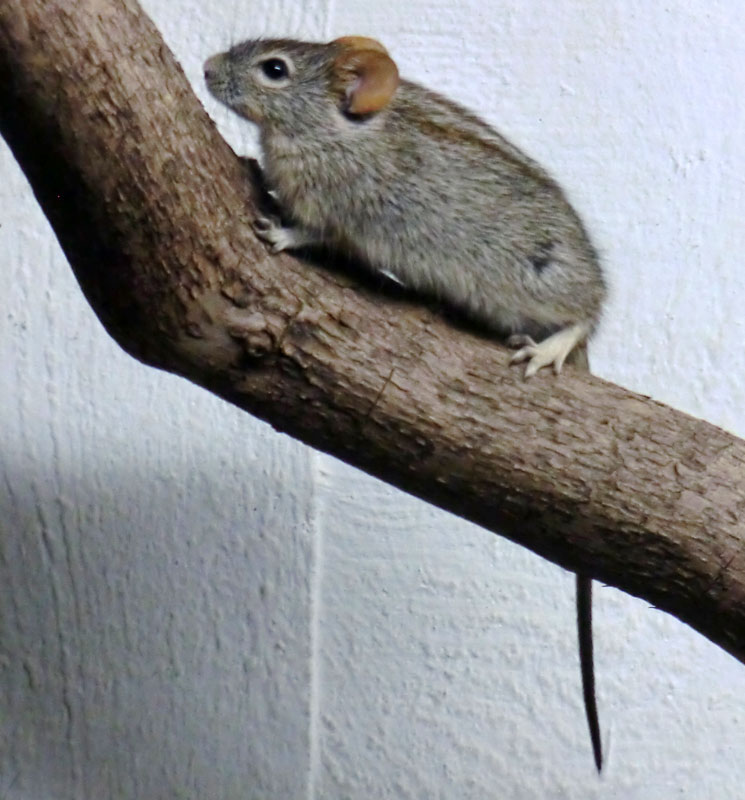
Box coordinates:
[203,54,225,82]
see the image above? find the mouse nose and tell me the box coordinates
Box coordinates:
[203,55,222,82]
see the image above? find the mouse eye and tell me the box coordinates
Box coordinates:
[261,58,289,80]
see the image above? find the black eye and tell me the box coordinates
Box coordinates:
[261,58,289,80]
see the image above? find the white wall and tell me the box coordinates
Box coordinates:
[2,1,744,797]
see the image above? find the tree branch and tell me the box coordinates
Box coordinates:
[2,0,744,664]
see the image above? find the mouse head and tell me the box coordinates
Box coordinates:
[204,36,400,134]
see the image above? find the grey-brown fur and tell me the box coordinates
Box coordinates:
[204,38,605,342]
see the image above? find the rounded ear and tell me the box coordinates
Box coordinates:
[332,40,399,115]
[332,36,389,55]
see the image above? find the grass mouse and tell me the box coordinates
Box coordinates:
[204,35,606,769]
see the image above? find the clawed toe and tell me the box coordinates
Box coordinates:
[253,216,274,232]
[509,345,553,379]
[507,334,536,350]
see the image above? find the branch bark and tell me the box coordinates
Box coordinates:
[2,0,744,664]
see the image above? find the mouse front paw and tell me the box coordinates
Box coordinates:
[253,216,320,254]
[253,216,297,254]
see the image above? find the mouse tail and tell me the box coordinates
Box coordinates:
[577,573,602,771]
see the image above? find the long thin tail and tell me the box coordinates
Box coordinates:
[577,573,602,771]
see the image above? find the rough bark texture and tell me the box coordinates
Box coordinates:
[1,0,745,664]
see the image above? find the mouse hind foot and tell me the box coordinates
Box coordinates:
[508,322,589,378]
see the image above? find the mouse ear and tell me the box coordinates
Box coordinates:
[332,38,399,115]
[332,36,390,55]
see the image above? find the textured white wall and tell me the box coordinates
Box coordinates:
[2,1,745,798]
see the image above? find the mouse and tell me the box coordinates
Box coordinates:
[204,34,607,770]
